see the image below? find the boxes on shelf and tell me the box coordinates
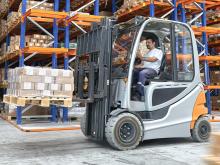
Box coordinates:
[27,34,53,48]
[0,0,10,15]
[207,8,220,20]
[6,67,74,98]
[99,11,112,16]
[0,19,7,37]
[0,42,7,56]
[18,0,54,13]
[6,12,21,31]
[210,71,220,84]
[0,69,4,82]
[7,34,53,53]
[211,96,220,110]
[115,0,164,15]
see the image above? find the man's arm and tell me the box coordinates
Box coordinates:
[141,56,158,62]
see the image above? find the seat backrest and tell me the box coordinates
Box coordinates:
[159,54,166,73]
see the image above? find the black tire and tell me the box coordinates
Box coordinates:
[191,116,211,142]
[80,113,86,136]
[105,113,143,150]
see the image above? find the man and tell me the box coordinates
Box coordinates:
[134,36,163,100]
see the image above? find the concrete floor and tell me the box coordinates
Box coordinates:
[0,119,219,165]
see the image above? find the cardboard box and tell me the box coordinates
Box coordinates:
[42,76,54,83]
[60,70,72,77]
[17,90,40,97]
[53,91,72,97]
[17,82,35,90]
[50,69,59,77]
[16,75,42,83]
[49,84,60,91]
[37,68,47,76]
[55,77,74,84]
[33,34,41,39]
[41,90,51,97]
[35,83,46,90]
[62,84,73,91]
[6,67,74,98]
[35,43,41,47]
[17,67,35,76]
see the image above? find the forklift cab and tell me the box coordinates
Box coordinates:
[112,18,200,114]
[76,17,210,151]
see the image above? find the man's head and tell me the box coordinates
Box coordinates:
[146,37,156,50]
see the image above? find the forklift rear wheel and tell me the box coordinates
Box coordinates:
[80,113,86,136]
[105,113,143,150]
[191,116,211,142]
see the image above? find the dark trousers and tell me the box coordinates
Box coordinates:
[133,68,157,96]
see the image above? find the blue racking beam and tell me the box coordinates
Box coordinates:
[112,0,116,14]
[16,0,27,125]
[94,0,99,16]
[50,0,60,122]
[172,0,177,21]
[201,3,211,114]
[149,0,155,17]
[62,0,70,122]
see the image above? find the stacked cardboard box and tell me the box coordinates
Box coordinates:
[7,67,74,98]
[0,0,9,15]
[207,8,220,21]
[0,69,4,82]
[204,133,220,164]
[0,19,7,37]
[18,0,54,12]
[6,12,21,31]
[211,96,220,110]
[0,43,7,56]
[116,0,164,15]
[7,34,53,53]
[210,71,220,85]
[27,34,53,47]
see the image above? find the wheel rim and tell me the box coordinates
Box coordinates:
[199,123,209,139]
[119,122,136,143]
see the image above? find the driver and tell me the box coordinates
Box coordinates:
[134,36,163,100]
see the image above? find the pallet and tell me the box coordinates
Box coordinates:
[3,95,72,107]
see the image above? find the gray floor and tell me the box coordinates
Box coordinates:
[0,119,219,165]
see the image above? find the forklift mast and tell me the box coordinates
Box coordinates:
[74,18,115,140]
[75,17,145,140]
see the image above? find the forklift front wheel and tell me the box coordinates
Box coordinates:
[191,116,211,142]
[105,113,143,150]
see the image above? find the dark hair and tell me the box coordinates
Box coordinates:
[146,37,156,43]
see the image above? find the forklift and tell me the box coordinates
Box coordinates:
[74,16,211,150]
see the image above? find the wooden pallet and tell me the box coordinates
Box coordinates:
[3,95,72,107]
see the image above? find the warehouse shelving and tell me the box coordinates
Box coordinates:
[209,40,220,47]
[184,2,220,117]
[0,0,74,125]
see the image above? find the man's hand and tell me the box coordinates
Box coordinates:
[135,64,143,68]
